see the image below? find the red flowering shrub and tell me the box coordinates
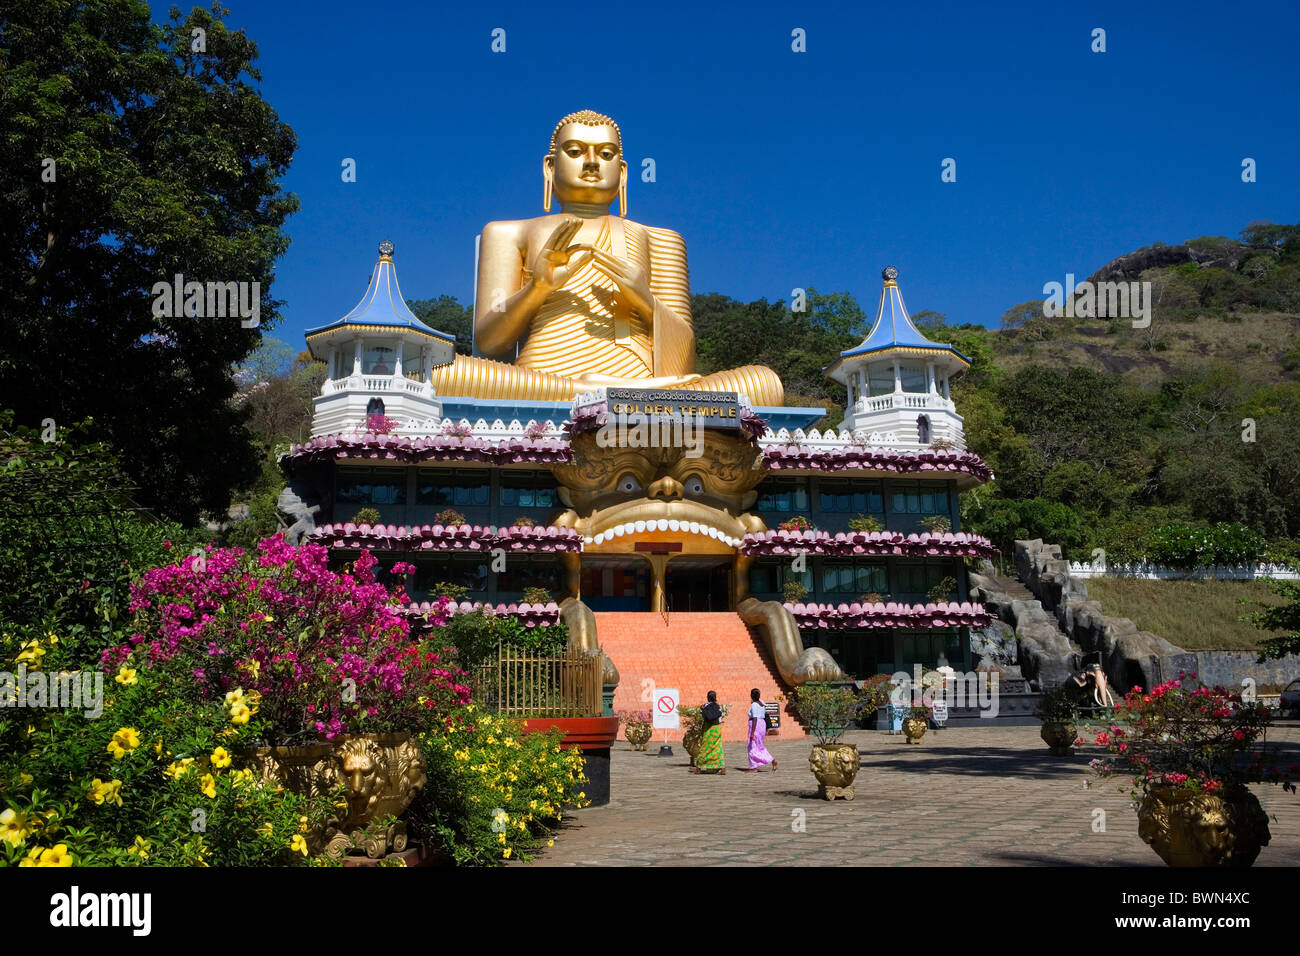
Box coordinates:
[1086,672,1298,798]
[110,536,470,743]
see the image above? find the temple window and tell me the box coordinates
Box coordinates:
[820,561,888,594]
[917,414,931,443]
[363,344,394,375]
[899,364,926,392]
[415,469,491,507]
[817,479,884,515]
[755,477,810,513]
[336,467,406,506]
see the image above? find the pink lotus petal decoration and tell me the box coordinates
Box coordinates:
[761,445,993,482]
[780,599,993,630]
[740,528,996,558]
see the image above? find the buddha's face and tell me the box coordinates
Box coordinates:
[548,122,624,206]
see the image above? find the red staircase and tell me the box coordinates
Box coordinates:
[595,612,803,742]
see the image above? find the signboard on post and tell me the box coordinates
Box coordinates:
[932,699,948,726]
[653,688,681,730]
[765,701,781,734]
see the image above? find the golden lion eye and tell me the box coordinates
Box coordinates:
[617,473,642,494]
[684,475,705,496]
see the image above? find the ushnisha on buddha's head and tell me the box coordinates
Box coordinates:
[543,109,627,216]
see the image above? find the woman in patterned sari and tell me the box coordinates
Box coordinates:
[691,690,726,774]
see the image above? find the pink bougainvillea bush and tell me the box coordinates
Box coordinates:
[109,536,470,743]
[1085,673,1298,798]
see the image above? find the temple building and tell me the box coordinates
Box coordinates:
[278,110,994,739]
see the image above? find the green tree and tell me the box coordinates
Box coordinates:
[0,1,299,523]
[408,295,474,354]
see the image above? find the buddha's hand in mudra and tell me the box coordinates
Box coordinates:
[571,244,655,320]
[531,217,591,294]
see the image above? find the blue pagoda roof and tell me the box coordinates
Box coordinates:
[305,241,454,342]
[834,267,970,366]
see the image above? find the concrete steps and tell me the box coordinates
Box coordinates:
[595,612,803,742]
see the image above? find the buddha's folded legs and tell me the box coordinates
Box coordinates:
[429,354,784,406]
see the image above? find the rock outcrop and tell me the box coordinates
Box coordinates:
[1015,539,1183,692]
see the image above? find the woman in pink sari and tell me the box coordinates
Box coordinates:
[747,687,777,772]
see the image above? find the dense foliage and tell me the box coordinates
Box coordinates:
[0,1,298,523]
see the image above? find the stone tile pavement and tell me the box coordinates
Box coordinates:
[526,724,1300,867]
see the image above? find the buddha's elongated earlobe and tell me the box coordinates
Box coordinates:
[618,160,628,218]
[542,156,554,212]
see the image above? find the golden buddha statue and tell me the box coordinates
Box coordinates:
[429,110,784,406]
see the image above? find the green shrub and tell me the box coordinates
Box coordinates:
[351,507,381,526]
[409,708,588,865]
[847,514,882,532]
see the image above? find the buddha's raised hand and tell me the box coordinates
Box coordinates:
[572,244,654,320]
[530,217,588,293]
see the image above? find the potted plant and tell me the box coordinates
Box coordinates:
[856,674,894,727]
[1035,684,1080,756]
[920,515,951,534]
[778,515,815,532]
[1085,673,1294,867]
[352,507,381,526]
[925,576,957,604]
[618,710,653,751]
[115,538,470,859]
[901,700,932,743]
[791,683,861,800]
[847,514,882,533]
[782,580,810,604]
[435,508,467,527]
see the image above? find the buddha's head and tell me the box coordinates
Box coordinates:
[544,109,627,216]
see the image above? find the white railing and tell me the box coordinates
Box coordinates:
[853,392,955,414]
[1069,561,1298,581]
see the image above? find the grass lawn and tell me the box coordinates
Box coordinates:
[1084,577,1288,652]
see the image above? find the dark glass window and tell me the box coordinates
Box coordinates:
[497,560,562,595]
[756,478,810,512]
[818,480,884,514]
[414,559,488,594]
[890,485,949,516]
[501,472,558,509]
[416,470,490,507]
[821,562,888,594]
[336,469,406,506]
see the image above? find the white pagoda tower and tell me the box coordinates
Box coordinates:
[304,241,456,436]
[826,267,969,450]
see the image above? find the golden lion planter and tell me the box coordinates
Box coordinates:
[1137,786,1271,867]
[1039,721,1076,756]
[902,717,927,744]
[242,732,427,860]
[625,722,653,751]
[809,743,861,800]
[682,726,702,764]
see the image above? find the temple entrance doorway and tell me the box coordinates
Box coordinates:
[664,556,731,613]
[580,555,653,611]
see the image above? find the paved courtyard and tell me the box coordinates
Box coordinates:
[527,724,1300,866]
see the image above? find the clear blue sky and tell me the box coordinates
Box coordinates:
[155,0,1300,345]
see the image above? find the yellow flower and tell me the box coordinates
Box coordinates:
[45,631,59,646]
[297,815,310,834]
[15,640,45,667]
[209,747,231,768]
[114,666,138,686]
[37,844,73,866]
[19,846,43,866]
[199,774,216,799]
[18,772,33,786]
[0,808,30,846]
[231,768,254,787]
[257,821,274,837]
[224,688,246,707]
[106,727,141,759]
[229,702,251,725]
[547,839,554,847]
[502,847,512,859]
[289,834,309,856]
[88,778,123,806]
[164,757,196,780]
[128,836,150,859]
